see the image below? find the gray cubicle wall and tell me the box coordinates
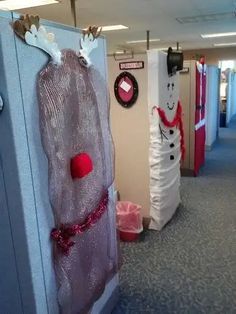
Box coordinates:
[0,11,118,314]
[205,65,220,150]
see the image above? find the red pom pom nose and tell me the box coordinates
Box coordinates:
[70,153,93,179]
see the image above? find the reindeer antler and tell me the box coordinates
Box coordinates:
[12,14,62,65]
[13,14,40,40]
[83,26,102,40]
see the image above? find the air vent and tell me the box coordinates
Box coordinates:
[176,12,235,24]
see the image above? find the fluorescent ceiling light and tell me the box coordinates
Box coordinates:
[115,50,125,54]
[101,25,128,32]
[126,39,160,44]
[157,46,182,51]
[0,0,59,10]
[201,32,236,38]
[214,42,236,47]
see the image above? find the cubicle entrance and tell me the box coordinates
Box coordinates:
[219,60,236,129]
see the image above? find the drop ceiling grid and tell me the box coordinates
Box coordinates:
[19,0,236,52]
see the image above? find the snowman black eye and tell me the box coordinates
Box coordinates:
[167,83,170,90]
[172,83,174,90]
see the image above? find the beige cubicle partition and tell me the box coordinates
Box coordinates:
[180,60,196,176]
[108,55,150,217]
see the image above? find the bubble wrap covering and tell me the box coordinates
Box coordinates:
[37,50,117,314]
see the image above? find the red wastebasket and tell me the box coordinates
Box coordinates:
[116,201,143,242]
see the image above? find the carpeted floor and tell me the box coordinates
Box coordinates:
[112,117,236,314]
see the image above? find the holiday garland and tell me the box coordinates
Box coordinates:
[51,191,109,255]
[153,101,185,161]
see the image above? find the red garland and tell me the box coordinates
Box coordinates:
[153,101,185,161]
[51,191,109,255]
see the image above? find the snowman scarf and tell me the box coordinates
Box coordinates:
[153,101,185,161]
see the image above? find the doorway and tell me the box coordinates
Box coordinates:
[218,60,236,132]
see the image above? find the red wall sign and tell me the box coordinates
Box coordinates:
[119,61,144,70]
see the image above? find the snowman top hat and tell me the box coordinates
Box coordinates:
[167,47,184,77]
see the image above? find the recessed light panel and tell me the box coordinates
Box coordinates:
[201,32,236,38]
[157,47,182,51]
[214,42,236,47]
[0,0,59,10]
[126,39,160,44]
[101,25,128,31]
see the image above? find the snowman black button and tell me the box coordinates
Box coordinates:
[170,130,174,135]
[170,155,175,160]
[170,143,175,148]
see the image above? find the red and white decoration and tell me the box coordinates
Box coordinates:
[195,58,207,175]
[147,50,182,230]
[119,61,144,70]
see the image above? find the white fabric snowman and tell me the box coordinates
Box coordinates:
[147,50,181,230]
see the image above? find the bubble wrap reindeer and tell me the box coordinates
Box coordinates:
[13,16,117,314]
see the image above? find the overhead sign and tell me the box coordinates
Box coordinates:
[119,61,144,70]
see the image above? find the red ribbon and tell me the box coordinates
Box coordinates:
[51,191,109,255]
[153,101,185,161]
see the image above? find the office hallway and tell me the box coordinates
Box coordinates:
[113,118,236,314]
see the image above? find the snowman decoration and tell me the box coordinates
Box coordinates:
[147,48,184,230]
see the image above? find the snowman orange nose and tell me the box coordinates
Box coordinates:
[70,153,93,179]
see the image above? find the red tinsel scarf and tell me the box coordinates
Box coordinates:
[153,101,185,161]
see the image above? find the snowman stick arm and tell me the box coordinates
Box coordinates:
[159,123,168,142]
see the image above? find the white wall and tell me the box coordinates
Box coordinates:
[205,66,220,149]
